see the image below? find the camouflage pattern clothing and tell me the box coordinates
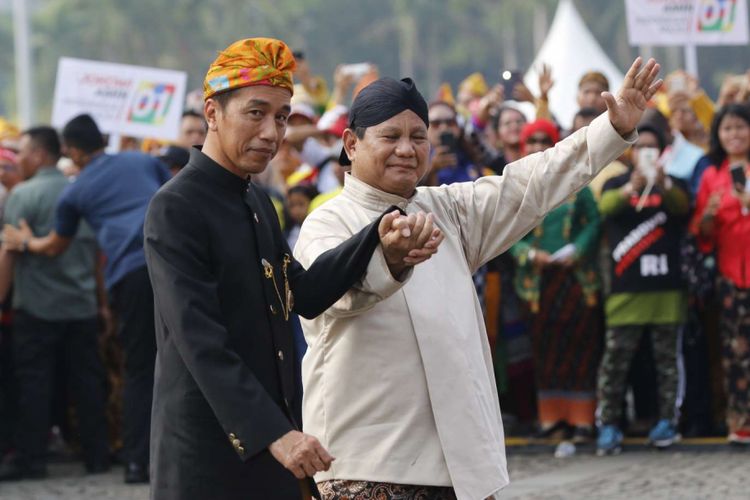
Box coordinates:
[597,324,680,425]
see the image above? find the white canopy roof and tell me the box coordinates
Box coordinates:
[524,0,625,129]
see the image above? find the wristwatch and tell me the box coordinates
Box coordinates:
[20,238,29,253]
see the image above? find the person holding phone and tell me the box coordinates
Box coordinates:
[426,100,481,185]
[596,124,690,455]
[691,103,750,445]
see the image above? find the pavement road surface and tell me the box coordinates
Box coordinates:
[0,448,748,499]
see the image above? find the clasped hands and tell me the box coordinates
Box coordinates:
[378,210,444,279]
[268,211,443,479]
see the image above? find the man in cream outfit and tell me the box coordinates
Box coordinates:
[294,58,662,500]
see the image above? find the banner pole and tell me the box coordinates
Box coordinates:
[684,43,698,79]
[107,133,121,154]
[12,0,34,127]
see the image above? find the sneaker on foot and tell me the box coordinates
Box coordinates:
[596,425,623,456]
[648,419,680,448]
[124,462,149,484]
[728,429,750,445]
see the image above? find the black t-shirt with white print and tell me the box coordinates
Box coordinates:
[601,173,689,294]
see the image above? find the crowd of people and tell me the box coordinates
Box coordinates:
[0,43,747,490]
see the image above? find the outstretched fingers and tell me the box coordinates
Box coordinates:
[633,58,657,91]
[635,60,661,101]
[645,79,664,101]
[622,56,643,89]
[640,61,661,90]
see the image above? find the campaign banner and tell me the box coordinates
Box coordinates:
[626,0,749,46]
[51,58,188,140]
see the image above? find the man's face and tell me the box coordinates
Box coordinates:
[456,89,474,109]
[427,104,459,148]
[497,109,526,148]
[669,103,697,135]
[206,85,291,177]
[287,114,313,127]
[287,191,311,225]
[346,110,429,198]
[523,132,554,155]
[295,59,311,81]
[16,134,41,180]
[0,159,21,190]
[572,114,596,133]
[631,131,661,170]
[272,140,302,179]
[577,82,606,113]
[179,115,207,148]
[62,144,86,169]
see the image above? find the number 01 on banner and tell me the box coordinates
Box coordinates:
[625,0,749,46]
[51,57,188,141]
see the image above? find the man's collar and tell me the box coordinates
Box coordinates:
[188,147,249,193]
[341,173,412,212]
[34,165,61,176]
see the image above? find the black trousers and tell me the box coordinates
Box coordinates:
[680,306,716,434]
[0,307,16,454]
[111,266,156,466]
[12,310,109,468]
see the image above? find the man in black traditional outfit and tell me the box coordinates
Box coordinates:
[143,37,442,500]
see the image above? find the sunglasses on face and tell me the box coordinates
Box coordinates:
[525,137,553,146]
[429,118,457,127]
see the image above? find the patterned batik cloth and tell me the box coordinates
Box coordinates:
[717,277,750,433]
[203,37,296,99]
[530,266,602,427]
[318,480,457,500]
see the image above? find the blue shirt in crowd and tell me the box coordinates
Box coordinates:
[435,150,481,185]
[55,151,170,290]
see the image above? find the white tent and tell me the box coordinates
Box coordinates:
[524,0,624,130]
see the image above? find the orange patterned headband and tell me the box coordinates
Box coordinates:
[203,37,296,100]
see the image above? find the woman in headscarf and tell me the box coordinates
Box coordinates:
[691,104,750,445]
[510,119,602,446]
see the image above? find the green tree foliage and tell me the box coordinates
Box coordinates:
[0,0,746,122]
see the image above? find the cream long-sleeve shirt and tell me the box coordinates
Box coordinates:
[294,114,635,500]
